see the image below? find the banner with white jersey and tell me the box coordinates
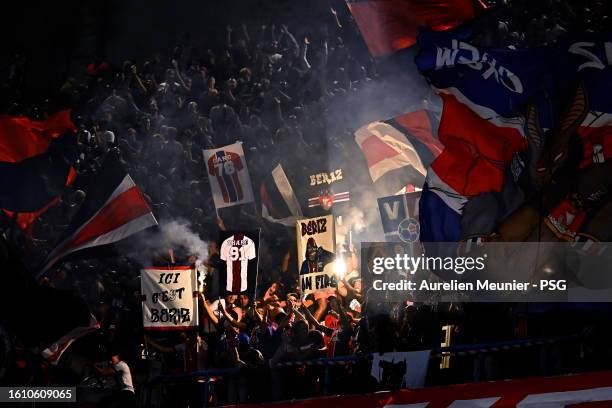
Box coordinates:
[219,230,260,296]
[203,142,255,210]
[141,266,198,330]
[296,215,337,296]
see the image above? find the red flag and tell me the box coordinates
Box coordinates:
[346,0,478,56]
[39,155,157,276]
[0,110,77,227]
[0,110,75,163]
[432,93,527,196]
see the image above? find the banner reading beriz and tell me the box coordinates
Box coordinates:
[141,266,198,330]
[296,215,337,296]
[203,141,255,209]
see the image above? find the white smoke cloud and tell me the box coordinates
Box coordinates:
[158,219,209,261]
[122,218,209,266]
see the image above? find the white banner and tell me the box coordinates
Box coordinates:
[141,266,198,330]
[203,142,255,209]
[297,215,336,296]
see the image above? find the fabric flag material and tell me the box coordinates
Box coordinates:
[355,110,440,194]
[260,164,303,226]
[415,27,556,118]
[564,36,612,169]
[415,29,547,241]
[0,110,77,212]
[378,192,421,242]
[231,371,612,408]
[41,314,100,365]
[387,110,443,165]
[433,92,527,196]
[3,168,77,233]
[419,168,465,241]
[538,35,612,242]
[346,0,477,56]
[203,142,255,210]
[141,266,198,331]
[219,230,260,296]
[38,154,157,276]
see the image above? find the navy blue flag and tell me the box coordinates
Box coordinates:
[415,27,557,119]
[415,29,612,242]
[378,192,421,243]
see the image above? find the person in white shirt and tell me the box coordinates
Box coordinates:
[94,352,135,408]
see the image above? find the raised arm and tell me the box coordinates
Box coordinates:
[131,65,148,94]
[94,364,115,376]
[241,23,250,44]
[199,292,220,325]
[221,306,248,330]
[226,24,233,48]
[172,59,191,91]
[300,37,312,70]
[330,7,343,29]
[342,275,362,301]
[280,25,300,57]
[144,335,175,353]
[299,304,327,332]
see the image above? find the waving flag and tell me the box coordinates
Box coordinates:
[432,92,527,196]
[39,154,157,276]
[387,109,443,165]
[0,110,77,213]
[355,109,441,194]
[415,27,555,117]
[412,30,612,242]
[413,28,559,241]
[41,314,99,365]
[346,0,479,56]
[564,36,612,169]
[540,35,612,242]
[260,164,303,226]
[419,167,465,241]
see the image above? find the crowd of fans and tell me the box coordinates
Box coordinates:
[2,0,612,406]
